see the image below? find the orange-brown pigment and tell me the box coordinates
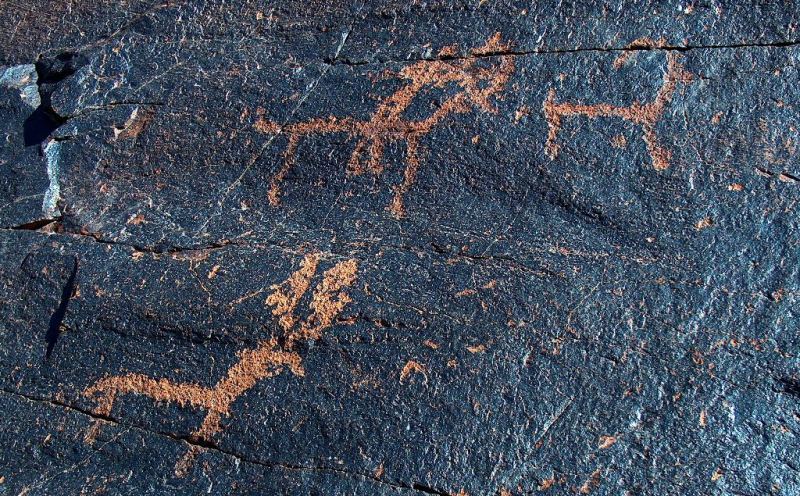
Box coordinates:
[543,38,692,170]
[254,33,515,218]
[84,254,358,475]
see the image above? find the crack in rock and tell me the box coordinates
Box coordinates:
[45,256,79,360]
[0,388,444,495]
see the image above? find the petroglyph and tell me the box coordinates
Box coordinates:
[113,106,155,140]
[255,33,515,218]
[543,38,692,170]
[84,254,358,475]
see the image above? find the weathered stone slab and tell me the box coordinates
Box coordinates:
[0,2,798,495]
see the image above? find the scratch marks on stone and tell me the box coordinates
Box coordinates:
[532,396,574,448]
[194,2,366,237]
[3,388,428,495]
[399,360,428,384]
[332,38,800,68]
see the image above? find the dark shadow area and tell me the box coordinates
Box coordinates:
[779,377,800,399]
[24,51,88,147]
[45,256,79,360]
[8,218,60,231]
[23,107,63,146]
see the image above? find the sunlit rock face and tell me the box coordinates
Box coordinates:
[0,2,798,495]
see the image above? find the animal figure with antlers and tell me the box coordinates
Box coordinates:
[255,33,515,218]
[84,254,358,475]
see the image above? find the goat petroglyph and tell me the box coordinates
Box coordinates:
[543,38,693,170]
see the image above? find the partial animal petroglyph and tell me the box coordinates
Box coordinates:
[84,253,358,475]
[255,33,515,218]
[543,38,692,170]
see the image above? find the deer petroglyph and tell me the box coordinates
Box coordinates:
[254,33,515,218]
[84,253,358,475]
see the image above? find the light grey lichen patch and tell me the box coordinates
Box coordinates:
[0,64,41,108]
[42,140,62,218]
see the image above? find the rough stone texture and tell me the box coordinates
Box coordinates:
[0,2,798,495]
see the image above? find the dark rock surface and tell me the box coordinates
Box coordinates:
[1,2,798,495]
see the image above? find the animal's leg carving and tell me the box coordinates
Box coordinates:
[268,133,301,206]
[389,137,421,219]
